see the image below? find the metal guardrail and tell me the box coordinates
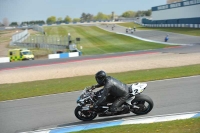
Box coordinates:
[9,26,69,51]
[14,42,67,51]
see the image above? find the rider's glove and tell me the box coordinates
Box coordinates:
[86,86,92,92]
[91,85,96,90]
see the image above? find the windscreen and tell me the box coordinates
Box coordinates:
[21,51,32,55]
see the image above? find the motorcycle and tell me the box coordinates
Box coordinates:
[75,82,154,121]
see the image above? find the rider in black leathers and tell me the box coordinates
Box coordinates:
[92,70,130,114]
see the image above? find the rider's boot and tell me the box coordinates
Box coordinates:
[98,109,116,117]
[116,105,130,114]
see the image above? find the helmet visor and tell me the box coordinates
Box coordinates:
[96,76,105,85]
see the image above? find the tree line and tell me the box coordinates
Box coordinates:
[121,10,151,18]
[46,12,112,24]
[2,20,46,27]
[45,10,151,24]
[3,9,151,26]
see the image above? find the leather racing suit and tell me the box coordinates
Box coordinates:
[95,76,130,112]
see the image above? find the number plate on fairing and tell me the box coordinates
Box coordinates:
[131,83,147,95]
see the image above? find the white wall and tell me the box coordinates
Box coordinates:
[152,4,200,20]
[0,57,10,63]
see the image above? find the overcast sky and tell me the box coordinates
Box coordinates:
[0,0,166,23]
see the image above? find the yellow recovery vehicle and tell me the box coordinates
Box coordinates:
[9,48,34,62]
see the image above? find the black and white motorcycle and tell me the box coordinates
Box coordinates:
[75,82,154,121]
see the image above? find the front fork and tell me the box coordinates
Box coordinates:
[125,96,140,109]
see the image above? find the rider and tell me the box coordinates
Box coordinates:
[92,70,130,115]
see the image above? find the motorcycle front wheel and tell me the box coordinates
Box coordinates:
[74,106,97,121]
[131,94,154,115]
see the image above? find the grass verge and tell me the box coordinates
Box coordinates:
[72,117,200,133]
[0,64,200,101]
[43,25,168,55]
[117,22,200,36]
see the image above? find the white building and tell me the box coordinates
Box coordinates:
[143,0,200,24]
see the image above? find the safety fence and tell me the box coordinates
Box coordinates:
[10,29,29,45]
[32,25,44,33]
[14,42,67,51]
[9,26,69,51]
[23,35,69,45]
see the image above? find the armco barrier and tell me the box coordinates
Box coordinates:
[0,57,10,63]
[48,52,81,59]
[0,52,81,63]
[48,54,60,59]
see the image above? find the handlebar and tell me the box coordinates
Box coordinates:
[86,85,96,91]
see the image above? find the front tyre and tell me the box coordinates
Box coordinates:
[74,106,97,121]
[131,94,154,115]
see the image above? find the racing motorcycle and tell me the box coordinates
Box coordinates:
[75,82,153,121]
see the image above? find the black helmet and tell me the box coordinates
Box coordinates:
[95,70,107,85]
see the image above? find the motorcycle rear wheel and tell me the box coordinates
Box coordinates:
[74,106,97,121]
[131,94,154,115]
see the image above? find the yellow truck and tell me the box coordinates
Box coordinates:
[9,48,34,62]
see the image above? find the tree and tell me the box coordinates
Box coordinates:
[73,18,80,23]
[36,20,45,25]
[20,20,45,26]
[80,12,86,22]
[85,13,93,21]
[3,18,9,26]
[135,11,142,17]
[80,13,94,21]
[57,17,62,22]
[46,16,56,24]
[64,16,71,23]
[0,22,4,27]
[107,15,112,20]
[29,21,35,25]
[57,17,62,21]
[20,21,28,26]
[9,22,18,27]
[134,10,151,17]
[121,11,136,18]
[144,10,151,16]
[94,12,109,20]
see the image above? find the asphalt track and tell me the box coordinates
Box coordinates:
[1,44,200,71]
[0,76,200,133]
[98,24,200,45]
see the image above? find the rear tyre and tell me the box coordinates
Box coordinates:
[131,94,154,115]
[74,106,97,121]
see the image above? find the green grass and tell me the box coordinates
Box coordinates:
[0,30,13,43]
[0,64,200,101]
[0,30,14,34]
[118,22,200,36]
[31,48,53,59]
[72,117,200,133]
[0,37,10,43]
[43,25,168,55]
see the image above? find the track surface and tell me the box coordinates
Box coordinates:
[98,24,200,44]
[0,76,200,133]
[0,44,200,71]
